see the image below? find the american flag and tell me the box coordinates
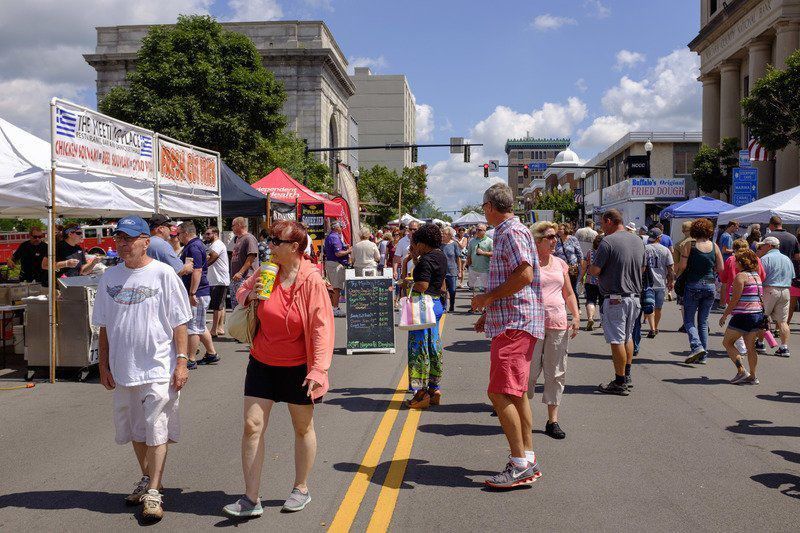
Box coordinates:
[55,107,76,138]
[748,138,770,162]
[140,137,153,157]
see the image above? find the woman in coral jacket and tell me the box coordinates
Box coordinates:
[224,220,334,518]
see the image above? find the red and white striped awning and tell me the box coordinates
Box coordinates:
[748,138,770,161]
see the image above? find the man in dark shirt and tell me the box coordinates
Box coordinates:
[42,224,100,282]
[767,216,800,262]
[178,221,217,368]
[9,228,47,283]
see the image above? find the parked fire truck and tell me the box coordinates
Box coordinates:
[0,224,117,264]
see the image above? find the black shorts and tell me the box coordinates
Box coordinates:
[584,283,601,306]
[244,357,316,405]
[728,312,766,334]
[209,285,227,310]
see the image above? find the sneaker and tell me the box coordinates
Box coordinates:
[646,330,656,339]
[597,380,629,396]
[545,421,565,439]
[125,475,150,506]
[197,353,220,365]
[755,340,766,354]
[140,489,164,523]
[774,347,791,357]
[484,459,541,489]
[625,375,634,390]
[696,356,708,365]
[281,488,311,512]
[685,348,707,364]
[223,496,263,518]
[186,359,198,370]
[586,319,594,332]
[737,375,759,385]
[333,308,346,318]
[730,370,750,384]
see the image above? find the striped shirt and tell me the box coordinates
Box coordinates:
[484,217,545,340]
[733,272,763,315]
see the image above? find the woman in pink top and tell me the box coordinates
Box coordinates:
[225,221,334,517]
[720,239,765,305]
[526,221,580,440]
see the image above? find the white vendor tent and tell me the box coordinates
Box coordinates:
[389,213,424,226]
[452,211,487,227]
[718,185,800,225]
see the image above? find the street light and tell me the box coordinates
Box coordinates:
[644,139,653,178]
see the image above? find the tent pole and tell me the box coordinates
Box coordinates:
[216,156,222,233]
[266,193,271,230]
[153,134,160,214]
[48,100,58,384]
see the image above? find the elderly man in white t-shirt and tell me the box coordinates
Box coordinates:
[393,220,419,279]
[92,215,192,524]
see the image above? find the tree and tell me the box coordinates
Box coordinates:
[99,15,331,191]
[0,219,46,232]
[742,49,800,151]
[692,137,739,198]
[357,165,427,227]
[460,204,485,216]
[532,189,578,223]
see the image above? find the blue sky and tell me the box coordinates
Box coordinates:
[0,0,702,210]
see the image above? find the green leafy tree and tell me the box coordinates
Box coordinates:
[692,137,739,198]
[357,165,427,226]
[532,189,578,223]
[742,49,800,151]
[0,219,46,232]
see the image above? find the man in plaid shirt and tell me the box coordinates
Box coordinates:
[472,183,545,490]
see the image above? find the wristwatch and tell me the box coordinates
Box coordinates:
[176,353,188,361]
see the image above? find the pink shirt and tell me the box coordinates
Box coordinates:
[540,255,569,330]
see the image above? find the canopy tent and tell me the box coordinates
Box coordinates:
[659,196,736,220]
[452,211,487,227]
[220,161,284,217]
[388,213,424,226]
[718,185,800,225]
[251,167,343,218]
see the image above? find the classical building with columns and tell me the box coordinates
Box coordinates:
[689,0,800,198]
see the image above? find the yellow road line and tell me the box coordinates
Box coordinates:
[365,314,447,533]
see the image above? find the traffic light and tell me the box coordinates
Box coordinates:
[523,164,529,180]
[464,144,470,163]
[411,145,418,163]
[483,163,489,178]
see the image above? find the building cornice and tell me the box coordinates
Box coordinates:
[689,0,753,50]
[504,138,571,153]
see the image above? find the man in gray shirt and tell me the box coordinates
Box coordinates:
[645,228,674,338]
[147,213,191,276]
[589,209,645,396]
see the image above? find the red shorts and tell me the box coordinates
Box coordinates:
[488,329,537,397]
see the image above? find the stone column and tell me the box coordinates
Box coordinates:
[719,60,742,142]
[775,21,800,191]
[700,74,720,148]
[748,39,774,198]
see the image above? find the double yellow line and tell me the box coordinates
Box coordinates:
[329,315,447,532]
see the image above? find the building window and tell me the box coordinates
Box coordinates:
[674,143,699,175]
[710,0,717,14]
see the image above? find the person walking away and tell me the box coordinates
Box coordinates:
[529,221,580,440]
[720,239,766,358]
[352,226,380,276]
[229,217,259,308]
[440,227,462,313]
[178,222,218,368]
[393,222,419,278]
[719,220,739,262]
[765,216,800,331]
[466,224,492,298]
[42,224,101,279]
[574,219,598,259]
[654,222,673,252]
[147,214,192,276]
[581,234,603,331]
[456,226,469,287]
[791,228,800,326]
[554,223,583,297]
[719,249,766,384]
[92,215,192,523]
[205,226,230,337]
[673,220,695,332]
[589,209,645,395]
[757,236,794,357]
[405,224,448,409]
[378,233,390,271]
[644,228,675,337]
[471,183,545,489]
[225,221,333,516]
[323,221,351,317]
[8,227,47,284]
[676,218,724,364]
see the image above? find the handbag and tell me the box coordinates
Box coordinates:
[750,273,771,330]
[228,299,259,344]
[398,292,437,331]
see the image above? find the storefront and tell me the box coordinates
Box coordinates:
[599,177,688,231]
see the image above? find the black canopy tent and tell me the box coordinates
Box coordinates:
[220,161,291,217]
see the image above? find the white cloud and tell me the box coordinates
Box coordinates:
[415,103,434,142]
[226,0,282,21]
[302,0,334,10]
[531,14,577,31]
[575,78,588,93]
[346,55,388,75]
[614,49,646,70]
[439,117,453,132]
[583,0,611,18]
[0,79,84,139]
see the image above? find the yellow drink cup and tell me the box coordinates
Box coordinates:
[258,263,279,300]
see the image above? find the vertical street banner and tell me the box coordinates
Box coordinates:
[301,202,325,256]
[158,138,219,191]
[52,99,155,181]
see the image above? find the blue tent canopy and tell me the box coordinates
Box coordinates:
[659,196,736,220]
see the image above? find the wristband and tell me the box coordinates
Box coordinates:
[176,353,188,361]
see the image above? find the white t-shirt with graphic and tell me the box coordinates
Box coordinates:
[92,260,192,387]
[206,239,230,286]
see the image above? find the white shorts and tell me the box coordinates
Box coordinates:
[468,269,488,290]
[113,382,180,446]
[188,295,210,335]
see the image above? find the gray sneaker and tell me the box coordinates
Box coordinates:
[737,375,760,385]
[281,488,311,512]
[730,370,750,384]
[223,496,263,518]
[125,475,150,506]
[484,459,542,489]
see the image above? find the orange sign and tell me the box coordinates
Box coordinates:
[158,140,218,191]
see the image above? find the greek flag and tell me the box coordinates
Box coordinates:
[55,107,76,138]
[140,137,153,157]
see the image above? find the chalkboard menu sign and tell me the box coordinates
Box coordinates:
[345,272,395,354]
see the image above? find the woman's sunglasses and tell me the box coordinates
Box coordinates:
[270,236,294,246]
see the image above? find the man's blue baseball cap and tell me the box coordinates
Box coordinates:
[115,215,151,237]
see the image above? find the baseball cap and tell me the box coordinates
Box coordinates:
[115,215,150,237]
[149,213,172,229]
[626,222,637,231]
[331,221,342,229]
[648,228,663,240]
[759,236,780,248]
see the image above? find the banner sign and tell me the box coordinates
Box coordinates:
[53,100,155,181]
[301,203,325,256]
[629,178,685,199]
[271,201,297,221]
[732,167,758,206]
[158,139,218,191]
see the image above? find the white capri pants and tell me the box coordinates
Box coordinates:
[527,328,569,405]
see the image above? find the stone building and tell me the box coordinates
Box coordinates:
[84,21,356,173]
[689,0,800,198]
[348,67,416,173]
[504,137,571,198]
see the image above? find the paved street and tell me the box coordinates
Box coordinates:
[1,289,799,532]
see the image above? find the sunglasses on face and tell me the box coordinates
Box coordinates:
[31,235,44,239]
[269,236,294,246]
[543,234,558,240]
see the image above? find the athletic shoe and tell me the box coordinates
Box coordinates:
[685,348,707,364]
[755,340,766,354]
[586,319,594,332]
[223,496,263,518]
[545,421,565,439]
[625,375,634,390]
[140,489,164,523]
[696,356,708,364]
[281,488,311,512]
[597,381,629,396]
[186,360,198,370]
[730,370,750,384]
[484,458,541,489]
[333,308,346,318]
[197,353,220,365]
[125,475,150,506]
[646,330,656,339]
[737,375,759,385]
[774,347,791,357]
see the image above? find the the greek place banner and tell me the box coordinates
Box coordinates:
[158,138,219,192]
[52,99,155,181]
